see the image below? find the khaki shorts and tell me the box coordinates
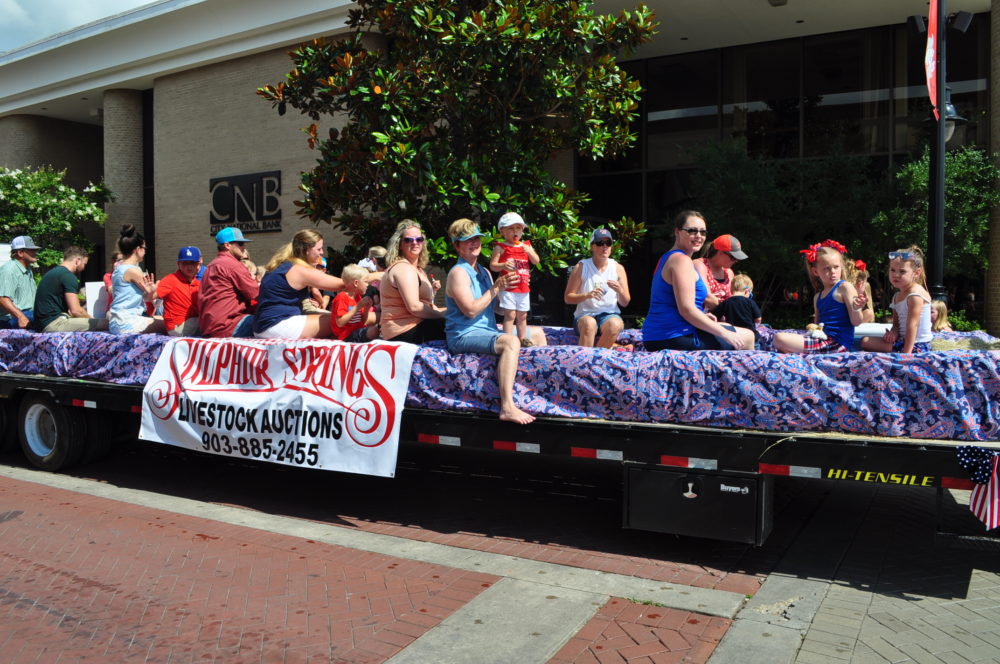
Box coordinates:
[42,314,109,333]
[167,317,200,337]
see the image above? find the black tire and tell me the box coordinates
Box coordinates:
[18,394,87,471]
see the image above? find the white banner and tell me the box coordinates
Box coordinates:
[140,338,417,477]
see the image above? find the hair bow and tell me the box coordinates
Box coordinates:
[821,239,847,254]
[854,259,867,272]
[799,243,821,263]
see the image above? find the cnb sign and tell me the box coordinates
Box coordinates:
[210,171,282,235]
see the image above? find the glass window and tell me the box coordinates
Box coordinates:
[645,51,720,169]
[577,173,643,224]
[723,40,800,159]
[802,30,890,156]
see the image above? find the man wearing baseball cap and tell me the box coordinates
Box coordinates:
[157,246,203,336]
[0,235,41,329]
[198,227,259,337]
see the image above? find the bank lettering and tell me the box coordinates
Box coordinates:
[209,170,282,234]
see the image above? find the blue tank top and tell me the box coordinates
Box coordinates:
[109,263,145,316]
[642,250,708,342]
[253,262,309,334]
[817,280,854,349]
[445,261,496,339]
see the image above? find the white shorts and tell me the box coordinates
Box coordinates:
[254,315,308,339]
[498,290,530,312]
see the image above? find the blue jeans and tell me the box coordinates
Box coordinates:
[0,308,33,329]
[232,315,256,338]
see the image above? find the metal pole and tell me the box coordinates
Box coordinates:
[928,0,948,301]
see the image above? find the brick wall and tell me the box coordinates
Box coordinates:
[103,90,145,263]
[153,44,349,278]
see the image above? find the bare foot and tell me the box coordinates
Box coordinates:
[499,405,535,425]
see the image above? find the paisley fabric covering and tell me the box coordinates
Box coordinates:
[1,328,999,442]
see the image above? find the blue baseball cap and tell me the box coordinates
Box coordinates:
[215,227,252,244]
[177,246,202,262]
[452,226,486,242]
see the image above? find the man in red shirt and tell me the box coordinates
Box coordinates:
[197,228,259,338]
[157,246,202,336]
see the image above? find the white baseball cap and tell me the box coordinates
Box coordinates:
[498,212,526,229]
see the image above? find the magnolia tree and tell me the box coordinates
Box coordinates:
[259,0,656,272]
[0,166,113,268]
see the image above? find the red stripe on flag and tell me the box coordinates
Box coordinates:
[970,455,1000,531]
[417,433,439,444]
[759,463,790,476]
[659,455,689,468]
[493,440,516,451]
[571,447,597,458]
[941,476,976,490]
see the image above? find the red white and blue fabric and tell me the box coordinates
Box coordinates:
[3,327,1000,442]
[957,445,1000,530]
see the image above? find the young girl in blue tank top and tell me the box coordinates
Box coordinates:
[773,240,865,354]
[859,245,933,354]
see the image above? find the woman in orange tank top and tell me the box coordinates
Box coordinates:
[378,219,446,343]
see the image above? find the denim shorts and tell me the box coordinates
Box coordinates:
[574,312,622,334]
[644,325,737,351]
[447,328,503,355]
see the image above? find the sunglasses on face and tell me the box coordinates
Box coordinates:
[233,242,246,247]
[402,236,425,244]
[888,251,913,261]
[592,240,612,247]
[681,227,708,236]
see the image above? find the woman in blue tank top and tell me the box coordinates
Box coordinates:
[444,218,546,425]
[642,211,754,352]
[253,229,351,339]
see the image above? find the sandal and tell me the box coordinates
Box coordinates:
[521,338,534,347]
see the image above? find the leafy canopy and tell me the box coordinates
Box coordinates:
[0,166,113,268]
[870,145,1000,277]
[259,0,656,271]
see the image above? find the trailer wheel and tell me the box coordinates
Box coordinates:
[18,395,86,471]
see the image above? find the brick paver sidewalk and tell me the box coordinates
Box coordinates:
[0,475,497,663]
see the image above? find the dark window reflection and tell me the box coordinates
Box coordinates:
[723,40,800,159]
[803,31,890,156]
[646,51,720,169]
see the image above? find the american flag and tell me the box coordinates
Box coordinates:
[958,446,1000,531]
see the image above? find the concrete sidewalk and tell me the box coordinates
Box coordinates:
[2,461,999,663]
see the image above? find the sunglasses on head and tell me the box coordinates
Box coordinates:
[402,236,425,244]
[681,227,708,236]
[592,240,612,247]
[888,251,913,261]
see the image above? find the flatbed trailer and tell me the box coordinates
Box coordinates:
[1,371,991,546]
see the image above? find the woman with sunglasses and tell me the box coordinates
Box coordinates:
[642,211,754,352]
[379,220,446,343]
[564,228,631,348]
